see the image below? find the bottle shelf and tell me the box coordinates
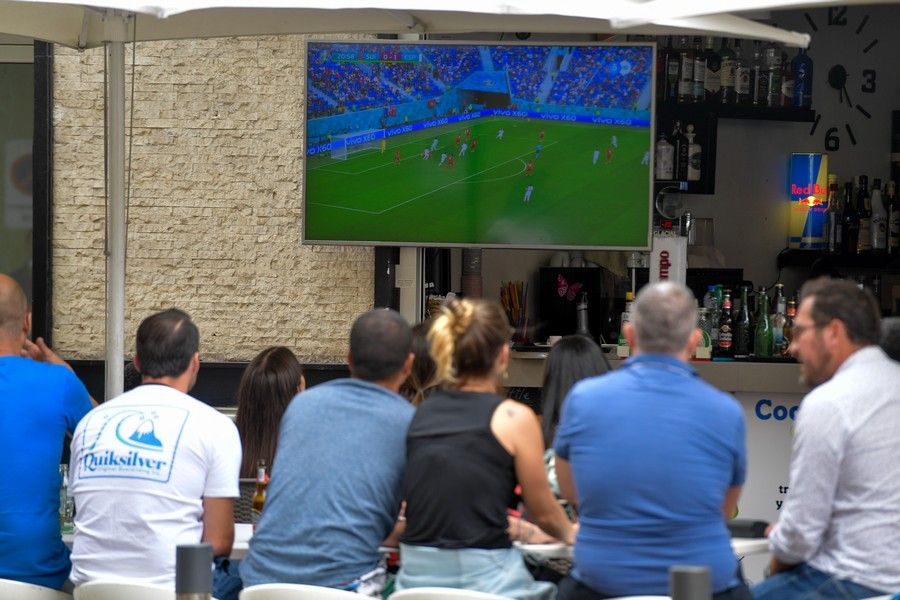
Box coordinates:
[657,101,816,123]
[654,179,714,195]
[776,249,900,270]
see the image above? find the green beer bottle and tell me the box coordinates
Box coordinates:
[754,287,774,358]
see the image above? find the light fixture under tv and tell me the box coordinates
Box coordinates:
[302,40,655,250]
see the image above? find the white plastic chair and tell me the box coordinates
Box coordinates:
[389,587,510,600]
[73,581,175,600]
[239,583,365,599]
[0,578,72,600]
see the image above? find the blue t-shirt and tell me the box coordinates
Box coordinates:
[0,356,92,588]
[241,378,415,588]
[554,354,746,596]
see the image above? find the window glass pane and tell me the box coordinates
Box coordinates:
[0,62,34,305]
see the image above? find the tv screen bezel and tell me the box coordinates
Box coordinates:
[301,38,657,251]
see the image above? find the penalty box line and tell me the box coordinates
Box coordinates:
[309,140,557,216]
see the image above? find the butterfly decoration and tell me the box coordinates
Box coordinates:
[557,274,583,301]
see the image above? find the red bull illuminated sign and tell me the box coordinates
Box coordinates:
[789,153,829,249]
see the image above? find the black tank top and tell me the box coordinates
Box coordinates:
[401,390,515,549]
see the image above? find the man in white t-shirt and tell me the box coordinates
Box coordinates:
[69,309,241,590]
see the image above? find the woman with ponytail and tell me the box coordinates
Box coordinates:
[396,299,575,600]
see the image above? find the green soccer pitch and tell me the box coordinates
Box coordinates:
[304,117,651,248]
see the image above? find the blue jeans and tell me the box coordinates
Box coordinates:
[557,570,751,600]
[751,563,884,600]
[397,544,556,600]
[213,557,243,600]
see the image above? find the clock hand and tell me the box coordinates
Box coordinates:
[842,84,853,108]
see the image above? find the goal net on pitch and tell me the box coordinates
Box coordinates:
[330,129,384,160]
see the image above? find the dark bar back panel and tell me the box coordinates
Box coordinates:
[70,361,351,407]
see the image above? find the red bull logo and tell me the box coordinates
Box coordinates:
[789,153,829,249]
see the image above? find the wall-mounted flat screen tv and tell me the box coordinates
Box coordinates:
[302,40,655,250]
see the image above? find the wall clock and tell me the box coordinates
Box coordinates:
[804,6,879,152]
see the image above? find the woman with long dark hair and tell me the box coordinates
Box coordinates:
[234,346,305,478]
[398,321,439,407]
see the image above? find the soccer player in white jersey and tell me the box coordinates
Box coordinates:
[592,148,600,165]
[459,143,468,157]
[641,150,650,165]
[523,184,534,204]
[439,153,447,166]
[496,128,504,140]
[431,138,438,152]
[611,135,618,148]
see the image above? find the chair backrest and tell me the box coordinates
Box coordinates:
[240,583,364,600]
[235,478,257,523]
[0,578,72,600]
[389,587,511,600]
[73,581,175,600]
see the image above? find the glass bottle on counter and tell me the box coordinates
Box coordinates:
[841,181,859,255]
[702,285,720,346]
[772,284,787,355]
[888,181,900,254]
[856,175,872,254]
[673,121,689,181]
[59,464,74,535]
[654,132,675,180]
[750,41,768,106]
[734,285,752,358]
[251,459,268,531]
[782,297,797,357]
[764,39,782,107]
[826,176,842,253]
[754,287,774,358]
[871,178,887,253]
[696,307,713,360]
[717,290,734,358]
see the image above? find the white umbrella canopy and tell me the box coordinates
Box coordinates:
[0,0,812,47]
[0,0,811,398]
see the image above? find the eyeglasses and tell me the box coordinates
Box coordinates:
[792,321,829,339]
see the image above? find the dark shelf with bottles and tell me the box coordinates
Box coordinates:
[776,249,900,271]
[657,100,816,123]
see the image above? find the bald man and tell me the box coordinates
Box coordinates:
[0,274,93,590]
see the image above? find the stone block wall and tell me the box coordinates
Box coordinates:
[52,35,374,362]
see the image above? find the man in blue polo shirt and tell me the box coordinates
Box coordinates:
[554,281,750,600]
[0,274,93,590]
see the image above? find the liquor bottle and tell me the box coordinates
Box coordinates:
[792,47,814,108]
[856,175,872,254]
[754,287,774,358]
[677,36,695,103]
[826,176,842,253]
[654,132,675,180]
[780,52,794,107]
[841,181,859,256]
[750,41,769,106]
[764,38,782,107]
[251,459,268,531]
[717,290,734,358]
[771,283,787,356]
[733,39,751,105]
[719,38,736,104]
[734,285,752,358]
[673,121,689,181]
[685,123,702,181]
[657,36,672,102]
[888,181,900,254]
[665,36,680,102]
[871,178,887,253]
[703,37,721,103]
[617,291,635,358]
[691,37,706,103]
[59,464,74,535]
[782,297,797,357]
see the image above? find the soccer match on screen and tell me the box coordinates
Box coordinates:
[303,41,654,249]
